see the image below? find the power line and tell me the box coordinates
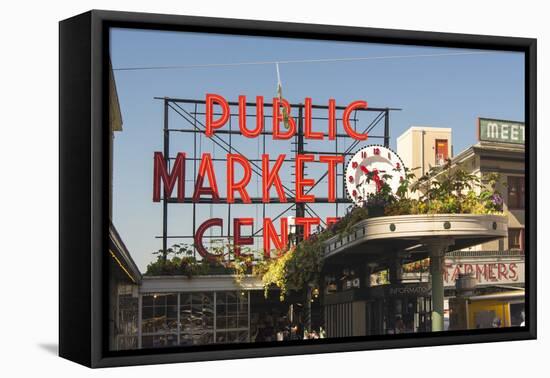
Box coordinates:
[112,51,498,72]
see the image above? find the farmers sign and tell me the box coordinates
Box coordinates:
[443,259,525,287]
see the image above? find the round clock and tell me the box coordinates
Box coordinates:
[345,145,405,206]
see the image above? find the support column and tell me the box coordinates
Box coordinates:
[389,256,403,284]
[427,239,453,332]
[305,285,312,332]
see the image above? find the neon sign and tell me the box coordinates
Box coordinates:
[153,94,371,260]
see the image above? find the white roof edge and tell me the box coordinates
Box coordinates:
[397,126,452,142]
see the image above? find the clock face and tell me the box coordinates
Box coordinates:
[345,145,405,206]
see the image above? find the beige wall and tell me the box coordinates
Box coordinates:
[397,127,452,179]
[457,150,525,252]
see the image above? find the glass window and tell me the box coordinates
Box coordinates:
[181,293,191,306]
[510,303,525,326]
[227,315,238,329]
[153,294,166,307]
[142,295,153,307]
[142,293,179,346]
[226,291,237,304]
[238,314,248,328]
[435,139,449,164]
[508,228,524,251]
[508,176,525,209]
[115,287,138,351]
[143,290,250,348]
[216,315,226,329]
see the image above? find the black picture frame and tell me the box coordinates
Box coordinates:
[59,9,537,368]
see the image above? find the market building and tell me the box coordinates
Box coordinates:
[441,118,525,329]
[316,119,525,337]
[107,80,525,348]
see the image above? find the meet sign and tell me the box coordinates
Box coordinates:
[478,117,525,145]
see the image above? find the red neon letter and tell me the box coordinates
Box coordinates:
[194,218,223,262]
[192,153,220,202]
[295,154,315,203]
[328,98,337,140]
[205,93,230,137]
[326,217,340,228]
[227,154,252,203]
[295,217,320,240]
[343,100,368,141]
[319,155,344,202]
[153,152,186,203]
[272,98,296,139]
[233,218,254,257]
[304,97,323,140]
[263,217,288,258]
[262,154,287,203]
[239,95,264,138]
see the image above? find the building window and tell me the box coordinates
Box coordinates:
[141,293,178,348]
[180,292,214,346]
[507,176,525,209]
[435,139,449,165]
[214,291,249,344]
[141,291,249,348]
[115,284,138,350]
[508,228,524,251]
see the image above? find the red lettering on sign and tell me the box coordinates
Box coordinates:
[342,100,368,141]
[233,218,254,257]
[194,218,223,262]
[263,217,288,258]
[295,154,315,202]
[153,152,186,203]
[509,263,518,280]
[304,97,323,140]
[326,217,340,228]
[488,264,497,281]
[498,263,508,280]
[193,153,220,202]
[205,94,230,137]
[295,217,321,240]
[239,95,264,138]
[272,98,296,139]
[227,154,252,203]
[262,154,287,203]
[320,155,344,202]
[328,99,337,140]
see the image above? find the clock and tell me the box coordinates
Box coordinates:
[345,145,405,206]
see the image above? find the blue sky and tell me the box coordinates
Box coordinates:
[110,27,524,271]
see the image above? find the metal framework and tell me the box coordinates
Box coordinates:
[155,96,400,258]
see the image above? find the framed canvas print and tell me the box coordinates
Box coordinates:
[59,10,537,368]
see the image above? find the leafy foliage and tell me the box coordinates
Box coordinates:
[385,160,504,216]
[144,240,254,281]
[254,228,335,301]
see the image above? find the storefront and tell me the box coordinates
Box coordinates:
[320,213,508,336]
[109,222,142,351]
[322,282,433,336]
[107,106,524,348]
[133,275,311,347]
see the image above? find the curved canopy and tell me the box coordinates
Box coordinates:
[323,214,508,261]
